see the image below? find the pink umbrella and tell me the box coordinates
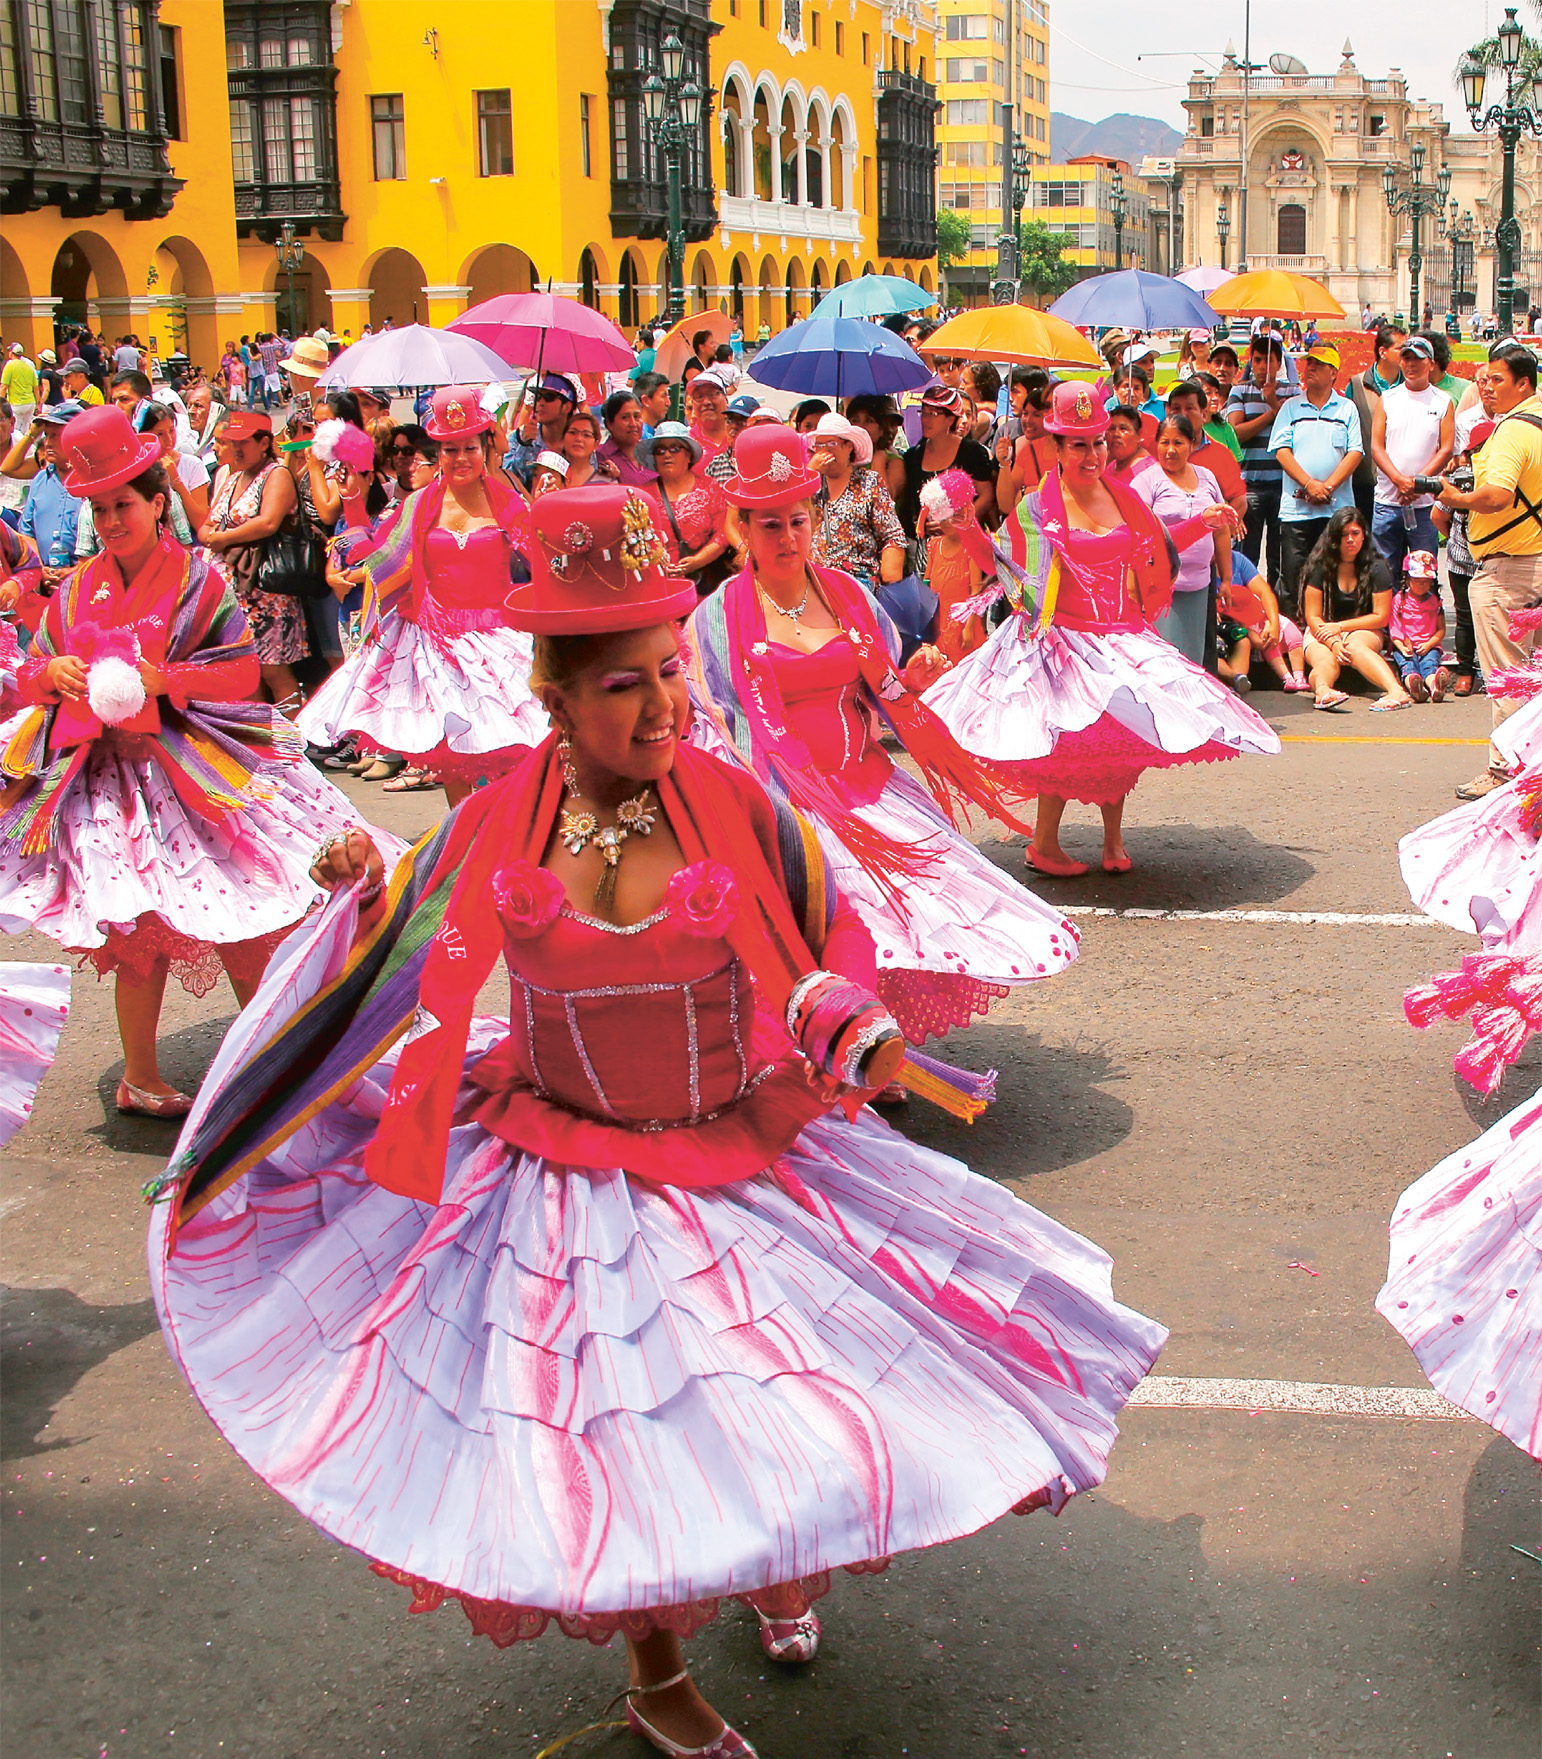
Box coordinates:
[448,294,635,376]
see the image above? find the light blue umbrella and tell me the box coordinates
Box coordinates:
[747,316,933,399]
[1048,269,1220,331]
[811,274,938,320]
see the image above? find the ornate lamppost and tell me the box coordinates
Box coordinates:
[275,221,305,337]
[1110,169,1127,273]
[1216,197,1230,272]
[992,104,1019,306]
[1461,10,1541,338]
[1383,141,1451,330]
[1010,135,1030,283]
[642,33,705,329]
[1447,204,1477,315]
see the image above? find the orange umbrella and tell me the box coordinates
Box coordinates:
[1207,270,1345,321]
[652,310,733,381]
[919,305,1101,368]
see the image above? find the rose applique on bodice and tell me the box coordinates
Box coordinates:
[469,861,826,1185]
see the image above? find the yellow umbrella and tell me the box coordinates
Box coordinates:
[919,305,1101,368]
[1207,270,1345,321]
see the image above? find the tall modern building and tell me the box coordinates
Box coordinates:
[0,0,941,365]
[934,0,1051,303]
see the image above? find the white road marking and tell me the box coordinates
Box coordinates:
[1127,1376,1478,1423]
[1060,906,1448,928]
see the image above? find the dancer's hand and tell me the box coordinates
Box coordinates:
[310,827,385,905]
[46,654,87,699]
[903,644,951,692]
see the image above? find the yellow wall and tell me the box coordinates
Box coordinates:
[0,0,242,365]
[1,0,939,366]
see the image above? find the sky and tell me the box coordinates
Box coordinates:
[1048,0,1501,133]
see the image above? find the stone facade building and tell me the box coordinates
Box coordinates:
[1176,41,1542,322]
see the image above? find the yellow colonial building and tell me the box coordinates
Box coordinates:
[1,0,941,370]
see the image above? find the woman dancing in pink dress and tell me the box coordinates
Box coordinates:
[923,381,1280,877]
[149,485,1165,1759]
[298,385,547,805]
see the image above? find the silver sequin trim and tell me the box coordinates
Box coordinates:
[560,902,671,936]
[564,994,615,1116]
[727,972,748,1094]
[684,984,700,1118]
[784,969,832,1037]
[841,1015,898,1087]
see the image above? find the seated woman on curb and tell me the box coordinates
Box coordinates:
[1299,506,1412,713]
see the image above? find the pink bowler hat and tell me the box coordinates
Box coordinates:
[720,424,821,510]
[1042,379,1110,437]
[504,484,698,633]
[424,384,496,442]
[58,406,161,498]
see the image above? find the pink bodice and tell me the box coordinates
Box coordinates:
[469,887,828,1183]
[1050,524,1143,632]
[499,904,761,1127]
[769,638,891,802]
[415,524,512,634]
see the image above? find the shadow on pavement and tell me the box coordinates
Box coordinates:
[980,823,1317,913]
[1,1285,159,1459]
[86,1013,239,1156]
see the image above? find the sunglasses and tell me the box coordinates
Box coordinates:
[651,442,687,454]
[391,441,415,454]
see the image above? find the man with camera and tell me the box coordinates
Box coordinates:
[1369,337,1454,579]
[1436,340,1542,799]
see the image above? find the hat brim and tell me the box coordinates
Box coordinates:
[279,357,325,377]
[503,581,700,633]
[721,468,823,509]
[640,433,702,468]
[61,432,163,498]
[1042,411,1110,436]
[424,412,495,441]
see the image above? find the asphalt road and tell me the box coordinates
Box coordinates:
[3,682,1538,1759]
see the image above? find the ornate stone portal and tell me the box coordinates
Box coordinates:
[1176,41,1542,319]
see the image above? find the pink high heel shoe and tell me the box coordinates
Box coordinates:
[624,1669,759,1758]
[115,1079,192,1119]
[756,1606,822,1663]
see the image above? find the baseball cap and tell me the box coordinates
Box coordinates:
[61,356,90,375]
[37,398,87,425]
[1306,342,1341,370]
[224,410,273,440]
[727,391,761,417]
[1405,550,1438,579]
[1400,336,1436,361]
[1187,328,1213,343]
[534,372,577,402]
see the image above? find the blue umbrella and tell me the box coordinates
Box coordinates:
[811,275,938,320]
[747,316,933,399]
[1049,270,1219,332]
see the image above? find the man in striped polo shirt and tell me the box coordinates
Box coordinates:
[1226,333,1294,595]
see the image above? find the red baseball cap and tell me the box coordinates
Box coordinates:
[223,410,273,441]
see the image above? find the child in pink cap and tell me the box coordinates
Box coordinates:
[1388,550,1449,702]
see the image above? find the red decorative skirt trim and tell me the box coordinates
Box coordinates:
[70,912,296,998]
[1002,719,1240,806]
[878,969,1011,1046]
[368,1560,890,1650]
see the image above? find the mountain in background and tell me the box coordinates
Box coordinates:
[1051,112,1183,165]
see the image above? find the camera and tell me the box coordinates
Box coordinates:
[1410,473,1452,495]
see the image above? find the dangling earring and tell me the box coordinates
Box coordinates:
[557,734,579,793]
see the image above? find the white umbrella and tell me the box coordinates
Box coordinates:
[317,323,514,389]
[1176,265,1236,295]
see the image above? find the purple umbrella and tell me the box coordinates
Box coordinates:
[318,323,513,389]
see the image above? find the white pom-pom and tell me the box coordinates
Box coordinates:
[87,655,147,725]
[919,477,952,523]
[311,418,348,465]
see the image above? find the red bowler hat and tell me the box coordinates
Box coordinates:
[720,423,821,509]
[425,384,495,442]
[1042,379,1109,436]
[58,406,161,498]
[504,484,698,633]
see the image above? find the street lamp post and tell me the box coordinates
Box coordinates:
[1383,141,1452,331]
[275,221,305,337]
[1447,205,1476,314]
[1110,170,1127,273]
[992,104,1018,306]
[642,33,705,330]
[1216,197,1230,272]
[1462,10,1541,338]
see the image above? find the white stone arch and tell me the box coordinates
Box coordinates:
[804,89,835,210]
[719,65,755,199]
[779,79,811,205]
[829,95,859,211]
[751,72,784,202]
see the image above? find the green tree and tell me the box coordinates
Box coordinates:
[937,208,971,303]
[1016,220,1078,301]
